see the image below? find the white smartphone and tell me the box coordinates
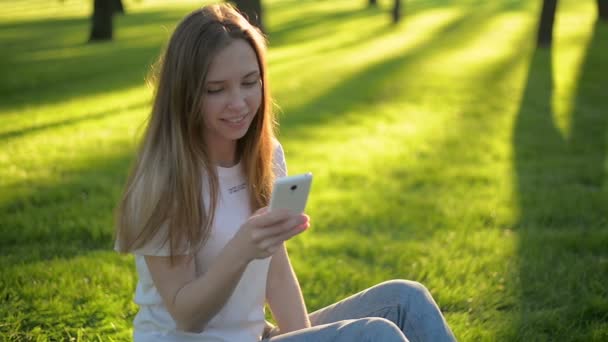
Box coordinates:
[269,173,313,214]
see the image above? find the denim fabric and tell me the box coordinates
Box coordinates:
[262,279,456,342]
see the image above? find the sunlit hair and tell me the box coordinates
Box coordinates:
[115,4,276,259]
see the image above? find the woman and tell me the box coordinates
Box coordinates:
[115,4,456,341]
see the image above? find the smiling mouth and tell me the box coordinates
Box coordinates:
[221,114,247,124]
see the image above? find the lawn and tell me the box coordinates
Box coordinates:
[1,0,607,340]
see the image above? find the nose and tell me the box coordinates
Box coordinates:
[227,89,247,113]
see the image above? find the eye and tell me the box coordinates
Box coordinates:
[243,77,260,87]
[207,88,223,94]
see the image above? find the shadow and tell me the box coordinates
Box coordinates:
[0,10,188,113]
[267,8,392,66]
[568,25,608,191]
[279,4,538,322]
[0,150,134,258]
[278,1,517,138]
[266,8,391,70]
[0,0,497,271]
[0,10,184,45]
[513,21,608,338]
[0,147,138,337]
[269,5,385,46]
[3,1,593,338]
[0,100,149,142]
[267,0,534,55]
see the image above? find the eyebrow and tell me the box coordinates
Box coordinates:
[206,71,260,84]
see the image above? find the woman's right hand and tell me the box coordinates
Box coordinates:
[230,207,310,262]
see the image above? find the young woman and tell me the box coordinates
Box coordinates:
[115,4,456,342]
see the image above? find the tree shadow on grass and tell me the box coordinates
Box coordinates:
[278,1,520,139]
[0,149,136,339]
[268,0,533,66]
[281,4,537,328]
[0,99,149,142]
[0,0,473,266]
[274,2,532,244]
[0,148,138,338]
[512,21,608,339]
[269,5,392,47]
[0,0,534,290]
[0,10,185,47]
[267,6,390,64]
[0,150,134,258]
[0,10,189,113]
[267,0,530,46]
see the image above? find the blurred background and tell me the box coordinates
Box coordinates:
[1,0,607,340]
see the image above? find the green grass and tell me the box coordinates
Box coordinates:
[1,0,607,340]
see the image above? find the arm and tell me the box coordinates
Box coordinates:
[145,208,308,333]
[145,239,248,333]
[266,243,311,334]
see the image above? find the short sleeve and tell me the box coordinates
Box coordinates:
[273,139,288,178]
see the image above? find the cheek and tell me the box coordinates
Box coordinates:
[202,97,223,122]
[246,87,263,111]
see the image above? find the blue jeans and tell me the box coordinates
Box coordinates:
[262,280,456,342]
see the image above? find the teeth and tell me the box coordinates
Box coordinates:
[226,115,246,123]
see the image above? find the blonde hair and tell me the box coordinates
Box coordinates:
[115,4,276,259]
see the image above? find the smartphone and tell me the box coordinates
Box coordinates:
[269,173,313,214]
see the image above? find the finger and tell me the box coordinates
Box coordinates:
[261,226,307,251]
[253,215,308,241]
[251,224,287,242]
[260,222,309,249]
[250,209,304,229]
[264,215,309,237]
[248,209,290,227]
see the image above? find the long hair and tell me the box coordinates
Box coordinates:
[115,4,276,259]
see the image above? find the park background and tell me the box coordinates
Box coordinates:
[1,0,607,340]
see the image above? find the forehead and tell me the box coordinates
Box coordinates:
[206,39,260,81]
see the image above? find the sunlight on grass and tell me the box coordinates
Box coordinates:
[0,0,204,22]
[0,0,92,22]
[1,250,136,340]
[1,0,606,340]
[427,13,532,73]
[551,1,597,137]
[271,7,466,116]
[1,87,149,133]
[273,4,540,338]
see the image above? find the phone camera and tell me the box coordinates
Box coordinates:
[290,185,298,191]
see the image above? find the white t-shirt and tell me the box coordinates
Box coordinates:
[119,142,287,342]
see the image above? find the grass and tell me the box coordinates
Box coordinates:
[1,0,607,340]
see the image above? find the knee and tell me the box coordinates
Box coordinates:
[347,318,406,341]
[377,279,433,305]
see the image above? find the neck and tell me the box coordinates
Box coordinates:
[208,139,238,168]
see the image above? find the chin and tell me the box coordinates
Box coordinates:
[224,127,251,141]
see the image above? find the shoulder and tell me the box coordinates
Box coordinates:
[272,138,284,158]
[271,138,287,177]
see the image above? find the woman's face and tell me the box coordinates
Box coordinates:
[201,39,262,149]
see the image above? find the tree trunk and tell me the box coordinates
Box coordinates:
[537,0,558,47]
[89,0,114,42]
[369,0,378,6]
[230,0,264,32]
[599,0,608,21]
[392,0,402,24]
[113,0,124,14]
